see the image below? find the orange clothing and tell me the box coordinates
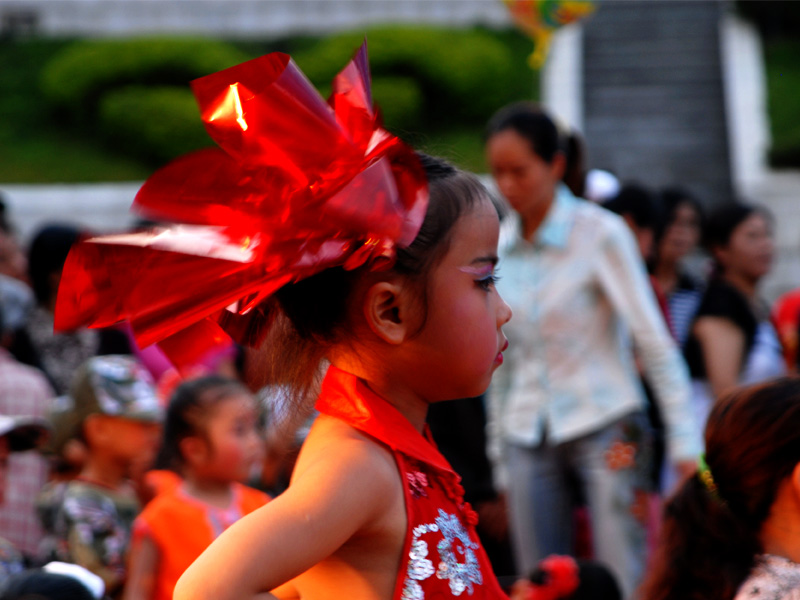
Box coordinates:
[132,483,269,600]
[141,469,182,505]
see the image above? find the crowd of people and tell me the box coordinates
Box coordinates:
[0,47,798,600]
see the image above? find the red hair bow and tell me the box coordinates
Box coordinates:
[54,42,428,368]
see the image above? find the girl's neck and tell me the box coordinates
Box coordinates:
[363,377,429,433]
[182,472,234,510]
[653,260,679,295]
[721,270,757,300]
[331,357,429,433]
[79,457,128,491]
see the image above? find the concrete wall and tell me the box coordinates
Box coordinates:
[0,0,510,38]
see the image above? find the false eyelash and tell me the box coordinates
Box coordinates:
[477,273,500,290]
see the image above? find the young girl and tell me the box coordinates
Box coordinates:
[641,377,800,600]
[55,44,513,599]
[174,154,512,599]
[124,376,268,600]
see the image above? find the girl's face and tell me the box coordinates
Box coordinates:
[405,196,512,401]
[715,213,774,283]
[658,202,701,265]
[199,393,263,483]
[486,128,562,220]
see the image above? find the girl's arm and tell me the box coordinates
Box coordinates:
[122,529,157,600]
[692,316,745,398]
[174,435,398,600]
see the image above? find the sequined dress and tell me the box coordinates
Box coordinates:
[315,366,508,599]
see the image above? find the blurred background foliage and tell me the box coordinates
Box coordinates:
[1,7,798,184]
[0,27,537,183]
[736,0,800,168]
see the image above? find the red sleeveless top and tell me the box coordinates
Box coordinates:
[315,366,508,599]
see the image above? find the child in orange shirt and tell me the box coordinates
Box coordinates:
[124,376,268,600]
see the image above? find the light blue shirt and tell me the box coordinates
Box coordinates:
[488,185,700,488]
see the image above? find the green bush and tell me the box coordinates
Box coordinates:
[371,76,423,131]
[98,86,212,164]
[765,40,800,167]
[40,38,250,120]
[292,26,517,128]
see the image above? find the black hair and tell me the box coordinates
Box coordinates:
[655,187,705,244]
[0,570,95,600]
[27,224,82,306]
[702,202,771,277]
[703,202,769,251]
[154,375,252,474]
[604,183,661,231]
[563,131,587,197]
[485,101,565,164]
[259,153,492,421]
[641,377,800,600]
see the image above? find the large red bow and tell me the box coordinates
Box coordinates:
[54,42,428,368]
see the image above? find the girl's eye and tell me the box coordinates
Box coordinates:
[477,274,499,291]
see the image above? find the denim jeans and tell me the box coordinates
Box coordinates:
[505,411,653,599]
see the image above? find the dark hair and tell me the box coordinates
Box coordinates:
[604,183,661,231]
[27,224,82,305]
[485,102,564,164]
[703,202,771,276]
[0,570,95,600]
[258,154,492,419]
[655,187,705,244]
[640,377,800,600]
[154,375,252,474]
[563,131,587,197]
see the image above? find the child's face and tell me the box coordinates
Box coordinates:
[99,416,162,474]
[405,196,512,401]
[199,394,263,483]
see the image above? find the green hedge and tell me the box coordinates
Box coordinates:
[765,40,800,167]
[371,76,423,131]
[292,26,518,127]
[40,38,249,119]
[30,29,536,175]
[99,86,212,164]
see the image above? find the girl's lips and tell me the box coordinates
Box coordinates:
[496,340,509,364]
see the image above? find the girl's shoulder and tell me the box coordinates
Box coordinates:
[293,414,401,494]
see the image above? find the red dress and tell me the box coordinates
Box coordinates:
[315,366,508,599]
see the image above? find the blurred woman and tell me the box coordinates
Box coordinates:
[641,377,800,600]
[649,188,706,349]
[484,102,699,597]
[684,203,785,427]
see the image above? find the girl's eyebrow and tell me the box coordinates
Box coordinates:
[471,255,498,266]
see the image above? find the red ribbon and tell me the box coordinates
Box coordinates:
[54,41,428,369]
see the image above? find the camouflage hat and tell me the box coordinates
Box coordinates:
[48,355,162,455]
[0,415,50,452]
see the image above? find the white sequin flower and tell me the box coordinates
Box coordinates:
[434,510,482,596]
[401,523,438,599]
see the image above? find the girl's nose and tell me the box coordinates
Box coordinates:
[498,295,512,326]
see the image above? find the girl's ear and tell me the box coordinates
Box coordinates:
[363,280,411,345]
[180,436,209,468]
